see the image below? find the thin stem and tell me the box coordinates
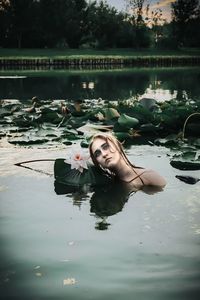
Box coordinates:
[182,112,200,140]
[15,159,55,166]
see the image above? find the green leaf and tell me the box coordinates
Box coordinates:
[118,114,139,129]
[54,159,112,187]
[8,136,48,145]
[114,132,132,141]
[154,135,179,147]
[139,98,157,111]
[77,123,112,137]
[170,160,200,170]
[102,108,120,120]
[140,123,159,133]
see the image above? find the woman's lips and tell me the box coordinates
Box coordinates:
[105,157,112,164]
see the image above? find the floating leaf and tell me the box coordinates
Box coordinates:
[118,114,139,129]
[62,140,73,146]
[140,123,159,133]
[8,135,48,145]
[154,136,179,147]
[102,108,120,120]
[54,159,112,187]
[80,140,89,148]
[77,123,112,137]
[114,132,132,141]
[175,175,200,184]
[170,160,200,170]
[139,98,157,111]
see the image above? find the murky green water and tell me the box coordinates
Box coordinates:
[1,66,200,299]
[0,145,200,300]
[0,67,200,101]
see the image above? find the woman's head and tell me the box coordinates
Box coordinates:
[89,133,130,170]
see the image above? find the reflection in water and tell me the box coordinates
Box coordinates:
[54,181,164,230]
[54,181,131,230]
[0,67,199,102]
[90,183,132,230]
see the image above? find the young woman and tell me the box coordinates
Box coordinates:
[89,133,166,190]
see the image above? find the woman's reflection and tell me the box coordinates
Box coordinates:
[54,181,163,230]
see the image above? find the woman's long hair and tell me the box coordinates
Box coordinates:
[89,133,136,172]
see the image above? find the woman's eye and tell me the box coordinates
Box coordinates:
[94,150,101,158]
[102,143,109,150]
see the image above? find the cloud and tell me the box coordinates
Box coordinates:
[151,0,176,9]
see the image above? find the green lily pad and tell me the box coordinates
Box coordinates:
[170,160,200,170]
[8,136,48,145]
[62,140,73,146]
[118,114,139,129]
[102,108,120,120]
[77,123,112,137]
[114,132,132,141]
[80,140,89,148]
[154,136,179,147]
[0,108,10,118]
[139,98,157,111]
[54,159,112,187]
[139,123,159,133]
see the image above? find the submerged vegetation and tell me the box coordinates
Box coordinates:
[1,97,200,171]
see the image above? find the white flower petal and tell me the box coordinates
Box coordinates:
[65,144,89,173]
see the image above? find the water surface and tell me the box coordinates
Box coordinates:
[0,144,200,300]
[0,67,200,101]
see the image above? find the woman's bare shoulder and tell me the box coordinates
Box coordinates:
[139,168,167,187]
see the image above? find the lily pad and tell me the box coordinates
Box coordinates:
[54,159,112,187]
[102,108,120,120]
[114,132,132,141]
[139,123,159,133]
[175,175,200,184]
[170,160,200,170]
[154,135,180,147]
[118,114,139,129]
[8,136,49,145]
[139,98,157,111]
[77,123,112,137]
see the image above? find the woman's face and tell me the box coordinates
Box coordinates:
[91,137,121,169]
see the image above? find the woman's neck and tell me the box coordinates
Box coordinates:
[111,158,135,182]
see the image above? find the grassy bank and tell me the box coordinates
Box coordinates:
[1,48,200,59]
[1,48,200,68]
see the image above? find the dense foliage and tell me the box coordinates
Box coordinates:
[0,0,200,49]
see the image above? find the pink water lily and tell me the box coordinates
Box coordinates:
[64,145,89,173]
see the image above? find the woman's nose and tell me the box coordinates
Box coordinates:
[102,149,108,157]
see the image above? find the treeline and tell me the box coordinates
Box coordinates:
[0,0,200,49]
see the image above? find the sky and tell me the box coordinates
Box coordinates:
[103,0,176,22]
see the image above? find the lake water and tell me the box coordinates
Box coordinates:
[0,67,200,299]
[0,143,200,300]
[0,67,200,102]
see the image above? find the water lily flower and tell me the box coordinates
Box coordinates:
[64,144,89,173]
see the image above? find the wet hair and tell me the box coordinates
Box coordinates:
[89,132,135,170]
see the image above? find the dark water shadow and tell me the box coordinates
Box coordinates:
[54,181,164,230]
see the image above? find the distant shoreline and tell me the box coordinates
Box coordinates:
[0,56,200,68]
[1,48,200,67]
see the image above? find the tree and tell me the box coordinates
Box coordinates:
[125,0,151,48]
[171,0,200,46]
[38,0,88,48]
[85,1,124,48]
[0,0,10,46]
[0,0,38,48]
[126,0,145,25]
